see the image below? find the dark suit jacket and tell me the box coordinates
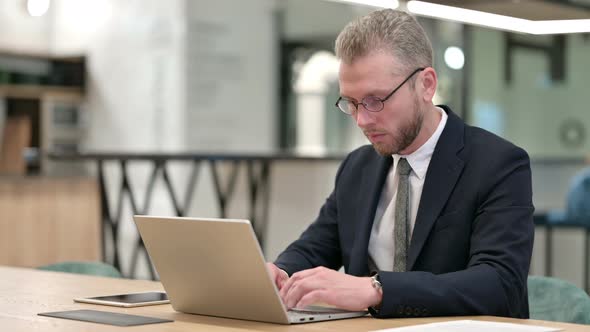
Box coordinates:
[275,106,534,318]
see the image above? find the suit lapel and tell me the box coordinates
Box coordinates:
[407,108,465,270]
[349,154,392,276]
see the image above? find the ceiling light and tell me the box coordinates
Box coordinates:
[532,19,590,34]
[406,0,590,35]
[27,0,50,17]
[327,0,399,9]
[444,46,464,70]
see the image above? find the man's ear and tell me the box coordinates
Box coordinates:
[419,67,437,102]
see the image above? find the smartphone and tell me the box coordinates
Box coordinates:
[74,291,169,308]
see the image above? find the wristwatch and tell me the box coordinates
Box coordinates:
[371,273,382,291]
[370,273,382,311]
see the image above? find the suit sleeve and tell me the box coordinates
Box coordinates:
[372,146,534,318]
[273,153,353,276]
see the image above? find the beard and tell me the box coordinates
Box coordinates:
[369,98,424,156]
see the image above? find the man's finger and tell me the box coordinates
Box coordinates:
[277,270,289,289]
[283,273,328,309]
[280,267,324,299]
[284,278,309,309]
[295,289,327,309]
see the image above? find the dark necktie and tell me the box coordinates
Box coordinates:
[393,158,411,272]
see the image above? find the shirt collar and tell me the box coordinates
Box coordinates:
[392,107,448,180]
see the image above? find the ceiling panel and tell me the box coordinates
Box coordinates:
[425,0,590,20]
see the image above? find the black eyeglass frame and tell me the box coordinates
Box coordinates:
[335,67,426,115]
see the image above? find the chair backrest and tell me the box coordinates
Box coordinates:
[37,261,122,278]
[566,167,590,224]
[528,275,590,324]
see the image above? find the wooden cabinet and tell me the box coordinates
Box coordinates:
[0,177,101,267]
[0,52,95,268]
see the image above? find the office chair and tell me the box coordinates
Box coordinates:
[528,275,590,324]
[540,167,590,292]
[564,167,590,225]
[37,261,122,278]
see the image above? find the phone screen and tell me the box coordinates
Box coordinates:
[88,292,168,304]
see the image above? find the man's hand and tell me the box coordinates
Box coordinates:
[266,262,289,290]
[279,266,382,311]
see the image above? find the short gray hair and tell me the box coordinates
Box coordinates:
[335,9,433,73]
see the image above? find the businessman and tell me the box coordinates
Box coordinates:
[267,9,534,319]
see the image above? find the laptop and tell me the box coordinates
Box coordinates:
[133,215,368,324]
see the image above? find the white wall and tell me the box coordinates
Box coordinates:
[264,162,339,260]
[283,0,374,41]
[51,0,186,152]
[184,0,277,153]
[0,0,51,53]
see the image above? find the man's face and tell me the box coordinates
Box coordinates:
[338,52,424,156]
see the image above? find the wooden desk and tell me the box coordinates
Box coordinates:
[1,266,587,332]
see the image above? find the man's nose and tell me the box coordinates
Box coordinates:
[355,106,374,128]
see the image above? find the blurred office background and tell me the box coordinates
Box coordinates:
[0,0,589,290]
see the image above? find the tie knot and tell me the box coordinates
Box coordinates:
[397,158,412,176]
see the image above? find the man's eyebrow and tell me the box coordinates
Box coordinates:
[339,94,356,101]
[340,88,390,101]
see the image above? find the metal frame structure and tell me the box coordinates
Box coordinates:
[50,152,343,279]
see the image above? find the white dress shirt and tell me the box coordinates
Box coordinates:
[368,107,448,271]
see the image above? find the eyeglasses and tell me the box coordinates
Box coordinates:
[335,67,425,115]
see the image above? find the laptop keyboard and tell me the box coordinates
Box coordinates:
[289,306,358,315]
[287,306,367,323]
